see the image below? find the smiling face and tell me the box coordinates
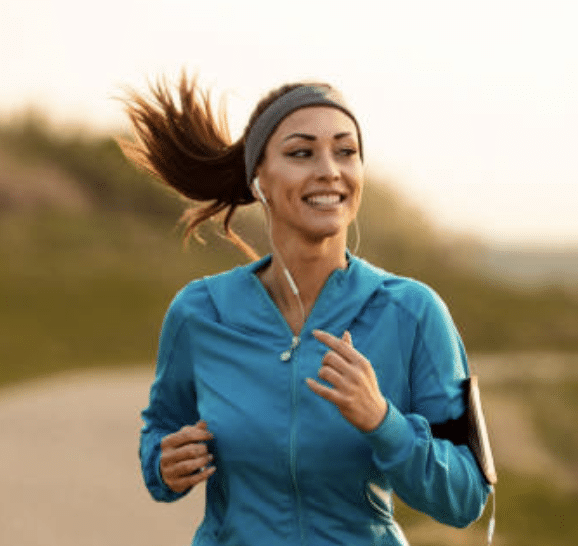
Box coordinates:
[255,106,363,245]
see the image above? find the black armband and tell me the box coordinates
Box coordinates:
[431,377,497,485]
[430,411,469,445]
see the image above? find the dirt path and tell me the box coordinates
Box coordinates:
[0,367,206,546]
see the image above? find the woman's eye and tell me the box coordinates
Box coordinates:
[286,147,357,158]
[287,149,312,158]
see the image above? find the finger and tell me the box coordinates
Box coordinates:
[169,465,217,493]
[317,364,348,390]
[162,442,209,468]
[320,349,351,375]
[342,330,352,346]
[313,330,358,362]
[162,424,213,449]
[165,453,214,479]
[179,442,209,460]
[183,422,214,442]
[315,329,375,375]
[306,377,346,405]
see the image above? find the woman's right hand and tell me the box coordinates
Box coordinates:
[160,420,216,493]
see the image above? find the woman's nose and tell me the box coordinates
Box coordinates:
[315,151,340,180]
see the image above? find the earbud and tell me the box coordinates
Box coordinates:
[253,177,267,205]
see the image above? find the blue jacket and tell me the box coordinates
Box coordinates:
[140,254,491,545]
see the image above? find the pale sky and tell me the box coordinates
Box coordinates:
[1,0,577,248]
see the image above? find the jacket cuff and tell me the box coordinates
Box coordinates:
[362,400,416,468]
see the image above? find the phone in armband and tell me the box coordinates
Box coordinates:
[465,375,497,485]
[466,375,497,545]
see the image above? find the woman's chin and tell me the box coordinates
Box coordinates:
[276,211,353,245]
[298,222,348,244]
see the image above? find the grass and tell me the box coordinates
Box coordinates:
[395,468,578,546]
[496,470,578,546]
[0,210,244,388]
[487,380,578,465]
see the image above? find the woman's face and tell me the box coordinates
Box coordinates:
[255,106,363,244]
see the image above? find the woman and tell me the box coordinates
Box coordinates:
[122,77,492,545]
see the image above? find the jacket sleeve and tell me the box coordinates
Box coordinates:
[364,284,491,528]
[140,293,201,502]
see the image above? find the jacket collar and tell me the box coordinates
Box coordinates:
[203,252,390,338]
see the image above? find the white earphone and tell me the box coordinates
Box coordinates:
[253,177,267,205]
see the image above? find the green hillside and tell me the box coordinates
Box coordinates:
[1,117,577,388]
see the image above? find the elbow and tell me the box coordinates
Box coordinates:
[451,507,485,529]
[448,511,480,529]
[446,449,493,528]
[403,479,489,529]
[440,481,491,529]
[435,504,484,529]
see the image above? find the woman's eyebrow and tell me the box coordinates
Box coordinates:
[282,131,354,142]
[283,132,316,142]
[334,132,353,140]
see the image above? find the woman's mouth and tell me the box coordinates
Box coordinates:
[303,193,345,207]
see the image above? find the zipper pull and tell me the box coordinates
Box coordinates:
[280,335,300,362]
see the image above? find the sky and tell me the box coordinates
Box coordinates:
[1,0,577,248]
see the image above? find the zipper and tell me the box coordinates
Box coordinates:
[280,335,300,362]
[288,338,307,544]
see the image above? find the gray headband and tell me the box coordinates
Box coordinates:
[244,85,363,185]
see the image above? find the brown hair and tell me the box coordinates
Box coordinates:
[118,74,328,259]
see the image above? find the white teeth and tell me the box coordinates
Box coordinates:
[306,194,341,206]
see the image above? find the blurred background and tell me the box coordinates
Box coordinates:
[1,1,577,545]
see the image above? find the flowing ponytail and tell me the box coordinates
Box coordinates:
[118,74,257,258]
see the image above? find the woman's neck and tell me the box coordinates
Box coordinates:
[257,235,348,335]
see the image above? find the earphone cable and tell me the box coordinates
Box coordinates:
[255,181,306,329]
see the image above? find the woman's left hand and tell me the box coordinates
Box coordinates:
[306,329,388,433]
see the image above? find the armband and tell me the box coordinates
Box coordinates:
[431,376,497,485]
